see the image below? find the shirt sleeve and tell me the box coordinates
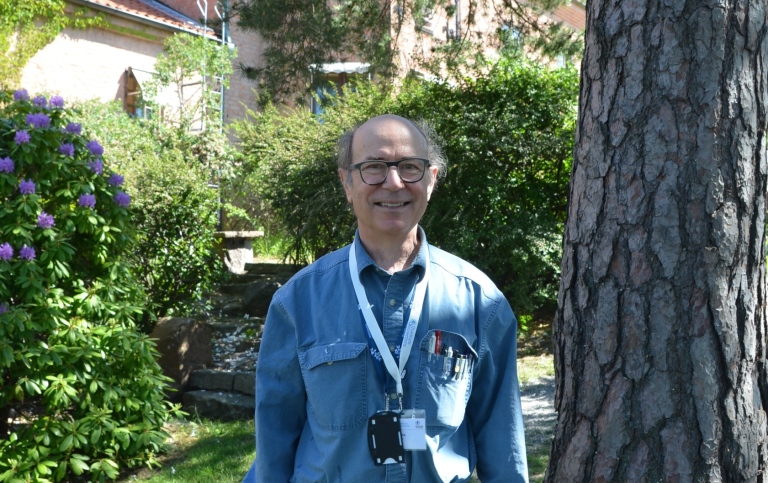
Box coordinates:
[254,295,306,481]
[466,296,529,483]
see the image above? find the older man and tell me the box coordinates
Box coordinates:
[243,115,528,482]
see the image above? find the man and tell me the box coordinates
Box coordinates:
[243,115,527,482]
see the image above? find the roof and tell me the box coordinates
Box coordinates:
[73,0,219,38]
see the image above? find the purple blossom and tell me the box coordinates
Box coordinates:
[78,193,96,209]
[19,245,35,261]
[32,96,47,108]
[65,123,82,135]
[108,173,124,187]
[50,96,64,108]
[13,89,29,101]
[0,157,13,173]
[86,140,104,157]
[114,191,130,207]
[14,130,30,145]
[37,212,55,229]
[0,303,7,315]
[59,143,75,156]
[0,243,12,261]
[26,113,50,129]
[19,179,35,195]
[88,160,103,175]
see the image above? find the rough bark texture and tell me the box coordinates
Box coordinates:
[547,0,768,481]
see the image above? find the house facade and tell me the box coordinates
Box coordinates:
[20,0,584,125]
[20,0,265,125]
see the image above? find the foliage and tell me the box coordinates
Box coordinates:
[142,34,236,138]
[71,101,223,327]
[0,90,183,481]
[0,0,103,89]
[396,58,578,315]
[234,57,578,317]
[230,0,582,100]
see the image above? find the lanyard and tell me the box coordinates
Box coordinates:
[348,236,430,402]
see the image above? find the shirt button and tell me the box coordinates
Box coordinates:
[327,362,333,365]
[389,299,396,306]
[390,393,398,400]
[389,345,396,352]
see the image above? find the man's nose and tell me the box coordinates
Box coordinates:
[382,166,405,189]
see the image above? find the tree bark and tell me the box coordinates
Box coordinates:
[547,0,768,481]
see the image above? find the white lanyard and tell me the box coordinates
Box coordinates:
[348,235,429,401]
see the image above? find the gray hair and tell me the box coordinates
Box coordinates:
[337,117,447,183]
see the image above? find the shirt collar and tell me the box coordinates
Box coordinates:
[353,227,428,280]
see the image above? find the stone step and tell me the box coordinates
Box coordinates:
[183,390,254,421]
[188,369,255,395]
[245,262,304,275]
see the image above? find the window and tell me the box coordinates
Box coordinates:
[310,63,370,117]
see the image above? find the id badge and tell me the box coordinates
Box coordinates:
[400,409,427,450]
[367,411,405,465]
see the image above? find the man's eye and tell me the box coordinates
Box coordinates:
[362,163,385,172]
[400,162,420,172]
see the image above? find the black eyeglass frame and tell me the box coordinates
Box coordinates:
[348,157,432,185]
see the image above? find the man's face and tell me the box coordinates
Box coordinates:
[338,116,438,244]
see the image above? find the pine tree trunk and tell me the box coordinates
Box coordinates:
[547,0,768,481]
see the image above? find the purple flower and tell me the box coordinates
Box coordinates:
[19,245,35,261]
[0,303,7,315]
[88,160,103,175]
[59,143,75,156]
[65,123,82,135]
[32,96,47,108]
[114,191,130,207]
[13,89,29,101]
[19,179,35,195]
[108,173,124,187]
[50,96,64,108]
[37,212,55,229]
[14,130,30,145]
[0,243,12,261]
[0,157,13,173]
[78,193,96,209]
[86,140,104,157]
[26,113,50,128]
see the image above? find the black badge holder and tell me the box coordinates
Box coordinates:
[367,411,405,465]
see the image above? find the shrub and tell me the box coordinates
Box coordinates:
[395,58,578,315]
[72,101,223,327]
[234,58,578,318]
[0,90,183,481]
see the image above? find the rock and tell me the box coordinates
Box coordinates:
[150,317,213,400]
[234,372,256,396]
[188,369,235,391]
[242,278,284,317]
[183,390,255,421]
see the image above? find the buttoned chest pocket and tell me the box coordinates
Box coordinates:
[416,330,477,429]
[299,342,368,431]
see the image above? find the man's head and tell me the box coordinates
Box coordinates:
[337,115,445,244]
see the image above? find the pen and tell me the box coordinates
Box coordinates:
[427,332,436,361]
[434,330,442,355]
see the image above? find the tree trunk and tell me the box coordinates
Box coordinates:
[547,0,768,481]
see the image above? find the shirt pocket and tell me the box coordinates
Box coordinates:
[299,342,368,431]
[415,330,477,429]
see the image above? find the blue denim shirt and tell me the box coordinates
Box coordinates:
[243,233,528,483]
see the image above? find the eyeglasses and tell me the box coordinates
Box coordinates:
[348,158,431,185]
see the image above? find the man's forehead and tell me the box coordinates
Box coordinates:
[355,114,425,144]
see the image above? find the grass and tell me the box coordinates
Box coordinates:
[118,420,255,483]
[123,324,554,482]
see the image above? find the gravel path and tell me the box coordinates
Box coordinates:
[520,376,556,456]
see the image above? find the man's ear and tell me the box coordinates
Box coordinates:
[426,166,438,200]
[339,168,353,204]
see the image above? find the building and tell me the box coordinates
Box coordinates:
[20,0,584,125]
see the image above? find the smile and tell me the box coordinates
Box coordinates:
[377,202,408,207]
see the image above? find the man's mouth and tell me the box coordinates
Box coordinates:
[377,202,408,207]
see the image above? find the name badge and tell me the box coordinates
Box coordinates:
[400,409,427,451]
[367,411,405,465]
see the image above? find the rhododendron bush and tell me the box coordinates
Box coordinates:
[0,90,182,482]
